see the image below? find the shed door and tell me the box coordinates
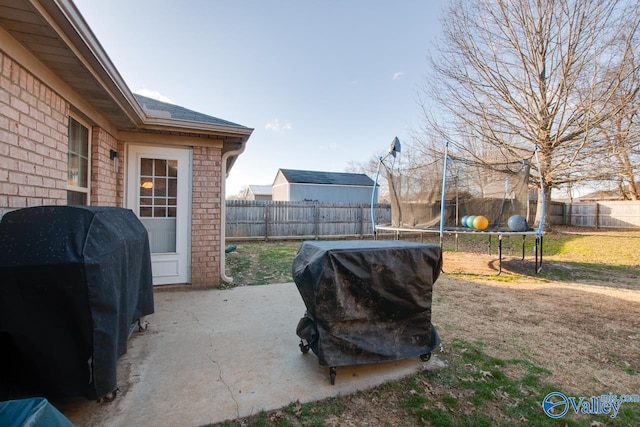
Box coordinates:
[127,145,191,285]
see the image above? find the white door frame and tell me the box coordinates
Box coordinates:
[126,144,192,285]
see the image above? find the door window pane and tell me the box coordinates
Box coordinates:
[141,158,153,175]
[168,160,178,177]
[154,178,166,197]
[139,157,179,253]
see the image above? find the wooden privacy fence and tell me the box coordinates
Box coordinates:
[551,201,640,229]
[226,201,391,240]
[225,200,640,240]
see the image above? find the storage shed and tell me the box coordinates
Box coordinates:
[243,185,273,201]
[272,169,376,203]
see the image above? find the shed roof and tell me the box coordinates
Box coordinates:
[578,190,625,201]
[278,169,374,186]
[248,185,273,195]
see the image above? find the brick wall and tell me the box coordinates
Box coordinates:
[90,127,120,206]
[191,145,222,287]
[0,51,68,211]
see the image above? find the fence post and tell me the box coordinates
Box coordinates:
[264,202,270,241]
[594,202,599,229]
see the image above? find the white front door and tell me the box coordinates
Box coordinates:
[127,145,191,285]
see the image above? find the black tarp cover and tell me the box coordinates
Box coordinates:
[293,240,442,367]
[0,206,154,400]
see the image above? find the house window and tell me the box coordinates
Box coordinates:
[67,117,90,205]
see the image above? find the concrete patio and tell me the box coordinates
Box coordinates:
[54,283,441,427]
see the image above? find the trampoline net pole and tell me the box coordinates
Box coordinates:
[439,141,449,241]
[534,145,546,237]
[370,157,382,234]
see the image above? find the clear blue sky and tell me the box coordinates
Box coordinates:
[73,0,447,196]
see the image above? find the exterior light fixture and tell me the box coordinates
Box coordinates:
[110,149,119,173]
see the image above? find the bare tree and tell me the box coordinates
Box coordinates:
[596,100,640,200]
[418,0,640,223]
[594,27,640,200]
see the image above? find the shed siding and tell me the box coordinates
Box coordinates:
[273,171,287,186]
[289,184,374,203]
[272,185,289,201]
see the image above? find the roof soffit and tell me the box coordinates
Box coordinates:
[1,0,253,150]
[0,0,142,128]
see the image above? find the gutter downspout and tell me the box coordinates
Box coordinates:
[220,140,248,283]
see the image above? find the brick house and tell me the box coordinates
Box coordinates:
[0,0,253,287]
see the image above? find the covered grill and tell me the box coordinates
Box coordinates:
[0,206,154,400]
[293,240,441,384]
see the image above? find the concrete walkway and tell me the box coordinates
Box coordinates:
[57,283,440,426]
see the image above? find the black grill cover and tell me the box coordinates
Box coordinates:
[293,240,442,367]
[0,206,154,400]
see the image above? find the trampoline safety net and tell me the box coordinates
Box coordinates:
[385,156,533,231]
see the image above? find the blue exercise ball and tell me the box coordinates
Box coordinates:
[461,215,469,227]
[507,215,528,231]
[467,215,476,229]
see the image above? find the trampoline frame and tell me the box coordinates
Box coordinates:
[372,142,546,275]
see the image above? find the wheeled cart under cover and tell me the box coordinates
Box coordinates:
[0,206,154,401]
[293,240,442,384]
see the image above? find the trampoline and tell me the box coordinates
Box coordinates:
[371,140,545,274]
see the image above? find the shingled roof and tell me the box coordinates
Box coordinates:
[134,94,248,128]
[278,169,374,186]
[248,185,273,195]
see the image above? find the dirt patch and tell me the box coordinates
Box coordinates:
[432,271,640,395]
[435,249,640,394]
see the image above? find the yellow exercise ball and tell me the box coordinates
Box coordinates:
[473,215,489,230]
